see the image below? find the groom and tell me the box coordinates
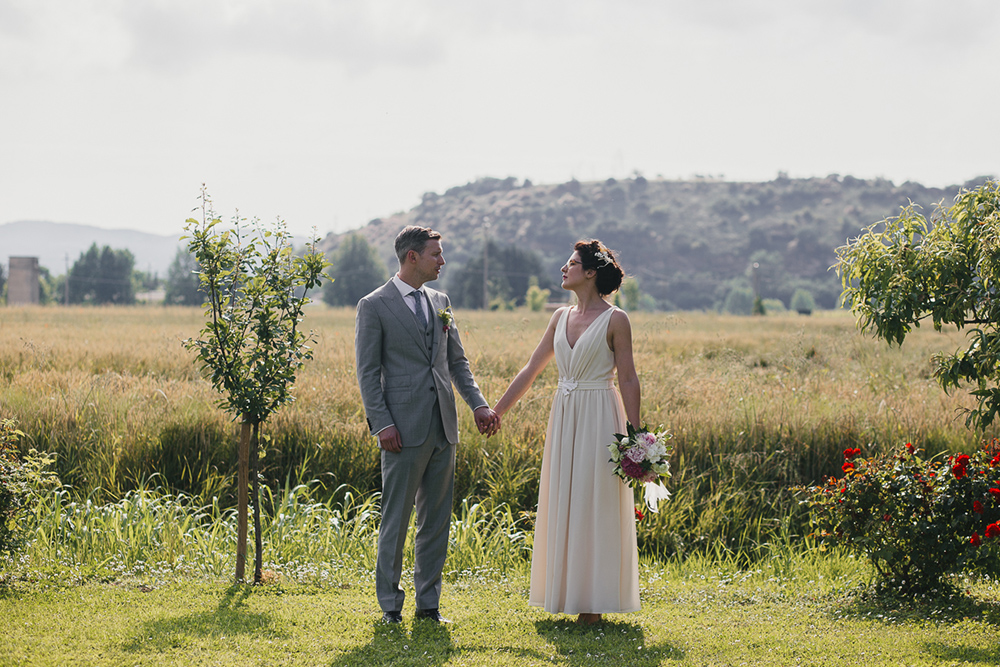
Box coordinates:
[355,225,499,624]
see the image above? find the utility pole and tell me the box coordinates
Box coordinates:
[482,216,490,310]
[64,254,69,306]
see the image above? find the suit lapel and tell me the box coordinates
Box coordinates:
[426,291,439,359]
[381,282,430,358]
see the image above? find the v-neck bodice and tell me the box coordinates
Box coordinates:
[554,307,615,389]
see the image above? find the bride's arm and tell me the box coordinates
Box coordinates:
[493,309,561,418]
[609,309,641,425]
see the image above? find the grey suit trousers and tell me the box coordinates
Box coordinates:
[376,406,454,612]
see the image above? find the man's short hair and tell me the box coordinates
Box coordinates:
[394,226,442,264]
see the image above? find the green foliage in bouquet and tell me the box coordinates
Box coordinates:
[801,441,1000,594]
[0,419,57,558]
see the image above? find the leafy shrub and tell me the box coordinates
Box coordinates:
[790,289,816,313]
[525,277,550,312]
[801,441,1000,594]
[722,287,753,315]
[0,419,57,558]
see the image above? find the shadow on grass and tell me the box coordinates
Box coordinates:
[121,584,287,653]
[922,642,1000,664]
[534,618,684,665]
[329,618,454,667]
[827,587,1000,627]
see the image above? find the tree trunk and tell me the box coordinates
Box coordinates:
[235,419,252,582]
[251,421,263,584]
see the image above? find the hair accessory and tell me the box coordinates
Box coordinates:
[594,249,612,267]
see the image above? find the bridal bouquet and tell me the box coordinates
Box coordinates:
[608,422,673,512]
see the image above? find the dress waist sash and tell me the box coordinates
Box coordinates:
[556,378,614,396]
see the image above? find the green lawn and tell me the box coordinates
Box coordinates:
[4,567,1000,666]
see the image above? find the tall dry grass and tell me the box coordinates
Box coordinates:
[1,304,993,555]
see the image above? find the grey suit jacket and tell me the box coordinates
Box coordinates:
[355,280,487,447]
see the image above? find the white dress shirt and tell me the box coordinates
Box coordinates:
[392,274,428,324]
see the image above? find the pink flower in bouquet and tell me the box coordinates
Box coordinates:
[625,447,646,463]
[641,432,658,448]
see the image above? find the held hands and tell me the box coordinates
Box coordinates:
[380,409,499,451]
[474,406,501,438]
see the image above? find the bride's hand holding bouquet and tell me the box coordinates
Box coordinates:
[608,422,673,512]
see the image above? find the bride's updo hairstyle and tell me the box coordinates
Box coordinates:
[575,239,624,296]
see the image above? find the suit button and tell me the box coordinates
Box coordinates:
[430,387,436,392]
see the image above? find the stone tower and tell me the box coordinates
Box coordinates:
[8,256,40,305]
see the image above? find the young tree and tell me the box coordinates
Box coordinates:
[836,180,1000,428]
[322,233,388,306]
[183,190,328,583]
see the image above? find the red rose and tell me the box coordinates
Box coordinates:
[989,488,1000,499]
[990,454,1000,467]
[883,514,891,522]
[986,523,1000,539]
[952,464,967,480]
[842,462,854,472]
[971,532,982,546]
[974,501,985,514]
[957,454,971,466]
[906,443,915,454]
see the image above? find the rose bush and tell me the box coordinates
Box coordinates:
[800,440,1000,594]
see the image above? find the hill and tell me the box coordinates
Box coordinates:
[319,174,992,310]
[0,221,182,278]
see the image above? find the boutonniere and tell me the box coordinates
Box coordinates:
[437,308,454,332]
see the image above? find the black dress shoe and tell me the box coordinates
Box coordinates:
[381,611,403,624]
[415,608,452,623]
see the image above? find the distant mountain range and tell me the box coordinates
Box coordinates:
[0,221,183,277]
[318,174,994,310]
[5,173,995,311]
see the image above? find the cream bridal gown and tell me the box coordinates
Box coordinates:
[528,306,641,614]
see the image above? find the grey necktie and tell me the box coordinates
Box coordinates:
[410,291,427,328]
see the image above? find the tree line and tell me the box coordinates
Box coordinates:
[5,234,672,312]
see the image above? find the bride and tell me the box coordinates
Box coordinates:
[493,240,642,625]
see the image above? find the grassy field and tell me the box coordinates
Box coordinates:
[5,305,1000,665]
[1,304,996,556]
[4,560,1000,666]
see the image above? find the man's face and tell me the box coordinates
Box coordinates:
[413,239,445,284]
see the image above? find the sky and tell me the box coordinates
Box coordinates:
[2,0,998,240]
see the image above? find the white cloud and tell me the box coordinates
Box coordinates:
[119,0,446,74]
[0,0,997,239]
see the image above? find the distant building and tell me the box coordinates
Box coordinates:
[8,256,40,305]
